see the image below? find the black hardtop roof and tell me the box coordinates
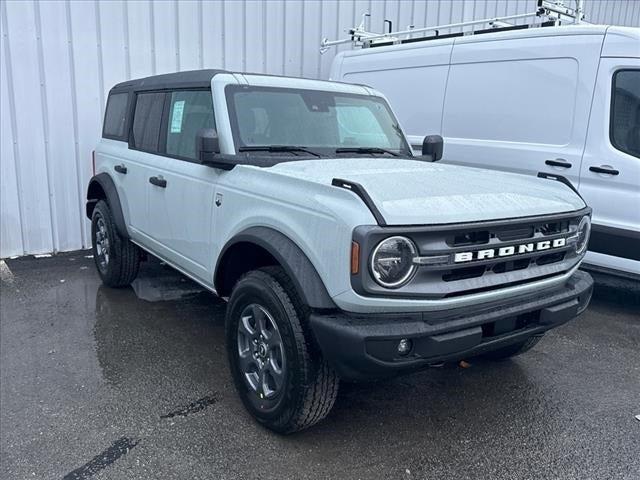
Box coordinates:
[111,69,228,92]
[109,69,371,94]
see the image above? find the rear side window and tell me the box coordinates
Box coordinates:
[611,69,640,158]
[131,92,165,153]
[166,90,215,160]
[103,92,129,139]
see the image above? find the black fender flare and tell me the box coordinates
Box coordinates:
[86,173,129,239]
[215,226,336,310]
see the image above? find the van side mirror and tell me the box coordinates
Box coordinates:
[196,128,220,163]
[422,135,443,162]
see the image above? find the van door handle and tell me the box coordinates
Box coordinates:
[589,165,619,176]
[545,158,572,168]
[149,176,167,188]
[114,164,127,174]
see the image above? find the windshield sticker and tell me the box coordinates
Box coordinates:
[170,101,185,133]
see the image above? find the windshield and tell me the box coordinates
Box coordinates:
[225,85,411,155]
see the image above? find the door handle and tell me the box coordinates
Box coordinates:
[149,176,167,188]
[589,165,619,176]
[114,164,127,174]
[545,158,572,168]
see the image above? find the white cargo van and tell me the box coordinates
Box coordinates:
[330,24,640,279]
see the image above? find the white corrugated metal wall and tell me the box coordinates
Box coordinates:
[1,0,638,258]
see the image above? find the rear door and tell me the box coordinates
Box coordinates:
[579,63,640,276]
[441,32,604,186]
[145,89,219,284]
[99,91,148,233]
[125,91,167,242]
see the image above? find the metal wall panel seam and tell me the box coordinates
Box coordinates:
[149,0,156,75]
[198,0,203,69]
[262,0,267,73]
[242,0,247,71]
[629,2,640,27]
[1,1,28,255]
[64,0,86,248]
[123,1,131,79]
[221,0,226,68]
[594,0,602,23]
[32,0,58,252]
[174,0,180,70]
[94,0,105,120]
[299,0,305,77]
[618,2,629,25]
[316,0,323,78]
[282,0,286,75]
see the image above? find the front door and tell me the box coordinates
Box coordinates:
[579,60,640,276]
[146,90,219,284]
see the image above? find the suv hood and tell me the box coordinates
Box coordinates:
[267,158,585,225]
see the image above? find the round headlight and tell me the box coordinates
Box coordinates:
[575,216,591,255]
[370,236,417,288]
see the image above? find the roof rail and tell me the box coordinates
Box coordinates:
[320,0,587,53]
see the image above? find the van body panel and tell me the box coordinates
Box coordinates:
[442,33,604,186]
[601,26,640,58]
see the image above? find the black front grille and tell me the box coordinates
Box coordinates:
[352,208,589,299]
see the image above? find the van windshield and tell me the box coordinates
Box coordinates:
[225,85,412,157]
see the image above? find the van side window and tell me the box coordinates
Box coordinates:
[103,92,129,139]
[166,90,215,160]
[611,70,640,159]
[131,92,165,153]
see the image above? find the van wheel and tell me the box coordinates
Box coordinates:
[479,335,543,361]
[91,200,140,287]
[226,267,339,434]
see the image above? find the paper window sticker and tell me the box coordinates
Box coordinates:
[170,100,186,133]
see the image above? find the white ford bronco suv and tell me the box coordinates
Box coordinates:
[87,70,594,433]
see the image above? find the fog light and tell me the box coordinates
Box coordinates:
[397,338,412,356]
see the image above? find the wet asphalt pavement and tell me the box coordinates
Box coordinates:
[1,252,639,480]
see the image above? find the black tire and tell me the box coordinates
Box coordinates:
[225,266,339,434]
[91,200,140,288]
[479,335,543,361]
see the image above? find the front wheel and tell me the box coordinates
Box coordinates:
[225,267,339,434]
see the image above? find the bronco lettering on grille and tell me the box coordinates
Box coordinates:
[454,238,567,263]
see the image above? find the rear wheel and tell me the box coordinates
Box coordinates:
[91,200,140,287]
[479,335,543,361]
[226,267,339,434]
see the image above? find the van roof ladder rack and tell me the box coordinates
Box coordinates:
[320,0,587,52]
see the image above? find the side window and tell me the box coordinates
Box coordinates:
[611,69,640,158]
[131,92,165,153]
[103,92,129,139]
[166,90,215,160]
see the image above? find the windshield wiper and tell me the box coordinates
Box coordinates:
[335,147,400,157]
[238,145,322,158]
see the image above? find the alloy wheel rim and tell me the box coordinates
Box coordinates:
[95,215,110,271]
[237,304,286,399]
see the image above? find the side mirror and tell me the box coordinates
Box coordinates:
[421,135,443,162]
[196,128,220,163]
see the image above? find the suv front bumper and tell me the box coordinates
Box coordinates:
[309,270,593,381]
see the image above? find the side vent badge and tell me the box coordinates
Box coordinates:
[215,193,223,207]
